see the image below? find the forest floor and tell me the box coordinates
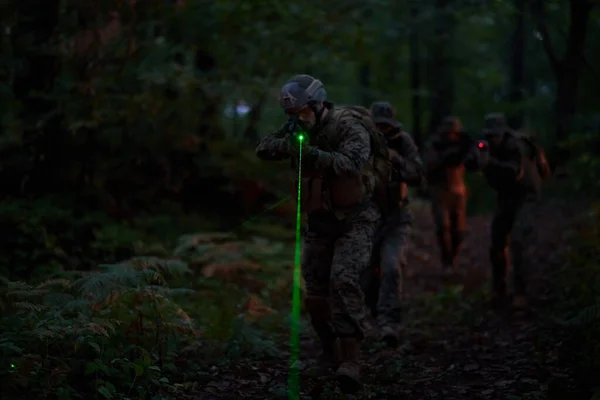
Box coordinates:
[188,196,587,400]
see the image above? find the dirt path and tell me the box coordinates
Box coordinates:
[192,198,581,400]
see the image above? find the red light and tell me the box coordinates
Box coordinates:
[477,142,484,148]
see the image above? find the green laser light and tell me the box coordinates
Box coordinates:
[288,137,303,400]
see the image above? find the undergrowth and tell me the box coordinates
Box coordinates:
[551,202,600,398]
[0,231,294,400]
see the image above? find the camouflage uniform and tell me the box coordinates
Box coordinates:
[256,75,379,391]
[423,117,475,272]
[479,113,547,307]
[369,102,424,346]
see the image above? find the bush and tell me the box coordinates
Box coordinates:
[0,231,292,399]
[0,257,195,399]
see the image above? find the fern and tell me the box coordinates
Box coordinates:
[568,301,600,326]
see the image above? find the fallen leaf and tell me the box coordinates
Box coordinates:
[243,294,274,320]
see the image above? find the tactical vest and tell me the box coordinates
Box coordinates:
[293,107,378,214]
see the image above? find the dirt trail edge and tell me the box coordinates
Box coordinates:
[192,198,582,400]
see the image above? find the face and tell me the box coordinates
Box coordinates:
[376,123,397,137]
[439,120,460,140]
[287,105,318,130]
[441,130,459,140]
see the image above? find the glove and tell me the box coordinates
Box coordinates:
[285,133,308,158]
[302,146,333,170]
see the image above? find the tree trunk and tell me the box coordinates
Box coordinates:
[409,1,423,149]
[427,0,457,135]
[508,0,525,130]
[12,0,62,194]
[359,63,372,107]
[244,91,267,142]
[359,8,373,107]
[532,0,594,164]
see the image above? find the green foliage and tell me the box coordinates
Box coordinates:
[0,230,292,399]
[559,133,600,194]
[0,198,144,282]
[550,203,600,395]
[0,258,195,399]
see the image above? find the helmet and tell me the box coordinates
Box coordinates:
[279,75,327,113]
[370,101,401,129]
[483,112,508,135]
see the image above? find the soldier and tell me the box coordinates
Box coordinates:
[478,113,550,310]
[255,75,386,393]
[423,117,477,274]
[368,101,424,346]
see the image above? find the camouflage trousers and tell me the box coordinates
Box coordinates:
[431,188,467,267]
[490,197,538,296]
[374,208,413,327]
[302,204,380,339]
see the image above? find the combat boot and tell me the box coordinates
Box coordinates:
[336,337,362,394]
[304,296,340,376]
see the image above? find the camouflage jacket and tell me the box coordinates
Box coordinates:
[255,102,376,212]
[483,133,541,200]
[387,131,424,187]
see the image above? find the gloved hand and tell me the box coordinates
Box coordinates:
[476,140,490,166]
[302,146,333,170]
[284,133,309,158]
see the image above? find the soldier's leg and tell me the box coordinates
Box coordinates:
[510,200,537,302]
[376,220,410,346]
[489,205,516,304]
[329,219,377,392]
[450,192,468,266]
[431,193,452,268]
[301,230,336,371]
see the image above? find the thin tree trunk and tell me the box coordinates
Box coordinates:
[409,1,422,148]
[12,0,62,194]
[427,0,457,135]
[532,0,594,164]
[244,91,267,143]
[508,0,525,130]
[359,63,372,107]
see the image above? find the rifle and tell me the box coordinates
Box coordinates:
[432,132,488,164]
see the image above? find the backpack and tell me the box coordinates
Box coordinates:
[333,105,394,214]
[508,131,551,180]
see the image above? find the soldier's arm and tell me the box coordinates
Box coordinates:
[485,139,523,181]
[255,124,291,161]
[395,131,425,186]
[313,118,371,176]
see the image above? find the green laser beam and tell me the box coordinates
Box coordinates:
[288,133,304,399]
